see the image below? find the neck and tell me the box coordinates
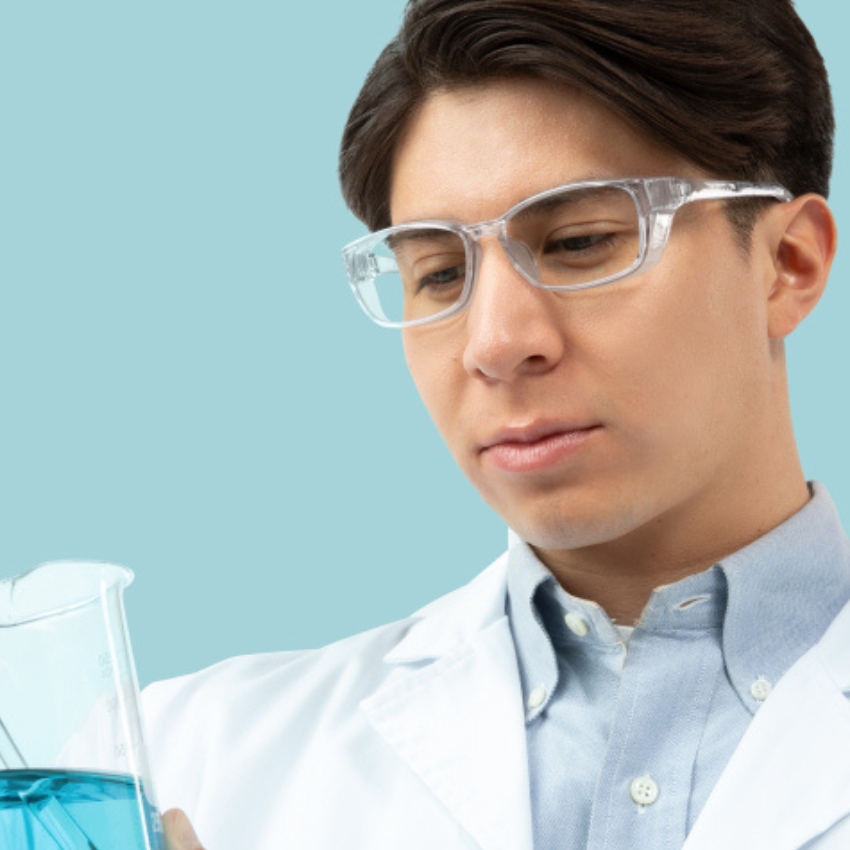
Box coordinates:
[532,462,811,626]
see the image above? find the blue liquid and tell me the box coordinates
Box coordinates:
[0,770,164,850]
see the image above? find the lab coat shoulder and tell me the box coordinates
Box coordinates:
[143,549,510,754]
[141,552,528,850]
[142,633,402,817]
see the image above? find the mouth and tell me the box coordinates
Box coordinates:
[480,422,601,473]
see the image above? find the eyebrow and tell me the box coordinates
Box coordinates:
[385,228,461,251]
[391,181,624,232]
[510,186,623,224]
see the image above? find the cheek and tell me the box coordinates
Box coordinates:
[402,331,464,441]
[596,249,769,449]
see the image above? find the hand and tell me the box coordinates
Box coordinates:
[162,808,205,850]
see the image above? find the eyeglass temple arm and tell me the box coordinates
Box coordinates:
[644,179,793,215]
[680,180,794,205]
[344,250,397,283]
[641,179,792,274]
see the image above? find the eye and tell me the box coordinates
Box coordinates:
[545,232,614,254]
[418,264,466,291]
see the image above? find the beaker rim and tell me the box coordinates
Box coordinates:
[0,561,135,626]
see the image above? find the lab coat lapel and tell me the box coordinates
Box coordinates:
[684,599,850,850]
[360,557,534,850]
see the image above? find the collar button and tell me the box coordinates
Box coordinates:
[750,677,772,702]
[526,684,547,712]
[564,612,589,637]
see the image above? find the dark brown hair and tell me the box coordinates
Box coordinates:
[339,0,834,236]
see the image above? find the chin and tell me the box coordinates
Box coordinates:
[504,497,649,551]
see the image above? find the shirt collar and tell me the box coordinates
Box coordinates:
[717,481,850,713]
[505,538,560,721]
[507,482,850,719]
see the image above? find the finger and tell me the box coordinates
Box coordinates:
[162,808,205,850]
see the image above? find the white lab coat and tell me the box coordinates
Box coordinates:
[143,550,850,850]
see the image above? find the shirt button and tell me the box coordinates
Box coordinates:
[750,677,772,701]
[564,612,589,636]
[629,775,660,807]
[526,685,547,712]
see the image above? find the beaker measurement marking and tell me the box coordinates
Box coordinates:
[98,651,114,680]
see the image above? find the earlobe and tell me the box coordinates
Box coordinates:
[766,194,838,339]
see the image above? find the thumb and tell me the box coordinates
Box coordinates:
[162,808,205,850]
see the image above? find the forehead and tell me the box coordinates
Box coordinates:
[389,78,695,226]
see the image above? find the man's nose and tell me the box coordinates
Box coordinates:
[461,239,566,382]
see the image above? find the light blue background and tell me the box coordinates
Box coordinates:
[0,1,846,687]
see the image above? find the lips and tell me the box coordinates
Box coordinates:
[480,421,601,473]
[480,420,598,450]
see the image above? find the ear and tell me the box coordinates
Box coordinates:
[764,194,837,339]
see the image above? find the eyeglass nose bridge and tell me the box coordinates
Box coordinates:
[462,220,542,296]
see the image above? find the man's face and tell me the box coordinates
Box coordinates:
[392,79,779,556]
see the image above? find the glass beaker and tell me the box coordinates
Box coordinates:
[0,561,164,850]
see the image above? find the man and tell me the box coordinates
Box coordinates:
[152,1,849,847]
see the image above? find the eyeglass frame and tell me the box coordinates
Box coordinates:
[342,176,794,329]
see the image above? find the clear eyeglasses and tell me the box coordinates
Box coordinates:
[342,176,793,328]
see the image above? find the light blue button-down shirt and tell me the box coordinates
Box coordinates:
[506,483,850,850]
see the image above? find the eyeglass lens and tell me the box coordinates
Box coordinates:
[361,185,643,324]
